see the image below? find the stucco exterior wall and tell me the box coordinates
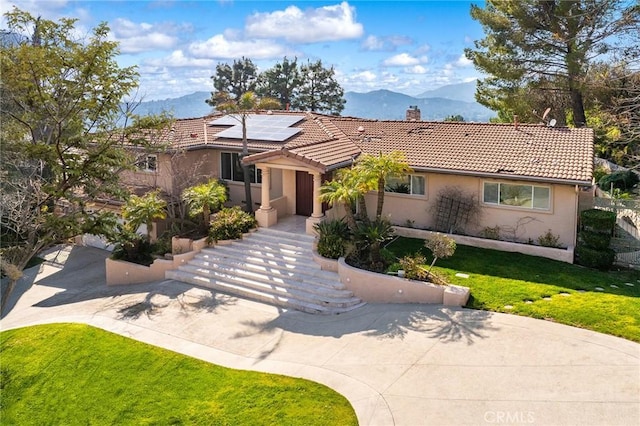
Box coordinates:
[120,150,217,196]
[365,173,579,248]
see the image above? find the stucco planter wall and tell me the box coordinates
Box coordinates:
[106,236,211,286]
[106,254,190,286]
[337,258,470,307]
[393,226,575,264]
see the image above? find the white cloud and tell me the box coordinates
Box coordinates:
[360,34,413,51]
[404,65,427,74]
[146,50,215,68]
[352,70,377,82]
[361,35,383,51]
[110,18,177,53]
[455,54,473,67]
[188,34,289,59]
[245,1,363,43]
[383,53,426,66]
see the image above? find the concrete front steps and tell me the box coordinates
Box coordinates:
[165,228,365,314]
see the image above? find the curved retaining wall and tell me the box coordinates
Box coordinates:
[312,251,469,306]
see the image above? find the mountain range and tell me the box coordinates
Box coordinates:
[131,81,495,122]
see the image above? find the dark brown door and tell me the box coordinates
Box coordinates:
[296,171,313,216]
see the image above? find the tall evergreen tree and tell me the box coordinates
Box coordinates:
[465,0,639,127]
[293,59,346,115]
[256,57,302,110]
[206,57,258,107]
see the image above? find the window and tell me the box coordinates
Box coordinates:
[483,182,550,210]
[137,155,157,172]
[221,152,261,183]
[385,175,425,195]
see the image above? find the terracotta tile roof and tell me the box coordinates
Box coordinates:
[329,118,593,184]
[166,111,593,184]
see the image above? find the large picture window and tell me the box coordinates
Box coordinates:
[385,175,426,196]
[483,182,550,210]
[221,152,261,183]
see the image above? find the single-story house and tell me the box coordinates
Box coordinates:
[120,108,593,258]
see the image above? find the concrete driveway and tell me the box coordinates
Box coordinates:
[1,245,639,425]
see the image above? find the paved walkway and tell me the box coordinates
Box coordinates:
[1,245,639,425]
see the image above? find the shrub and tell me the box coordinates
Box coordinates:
[314,219,350,259]
[208,207,257,242]
[424,233,456,272]
[597,170,639,191]
[580,209,616,233]
[592,166,609,183]
[537,229,561,248]
[350,218,395,272]
[575,244,615,270]
[480,226,501,240]
[579,231,612,250]
[111,230,154,266]
[399,253,429,281]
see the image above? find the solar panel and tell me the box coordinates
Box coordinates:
[208,114,305,142]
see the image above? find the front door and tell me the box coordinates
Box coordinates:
[295,171,313,216]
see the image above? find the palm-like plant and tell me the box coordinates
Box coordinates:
[121,190,167,240]
[353,218,395,270]
[355,151,412,219]
[216,92,281,213]
[182,179,228,229]
[318,176,360,231]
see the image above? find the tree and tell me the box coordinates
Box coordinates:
[256,57,302,110]
[293,59,346,115]
[424,234,456,273]
[182,179,228,229]
[121,191,167,240]
[318,173,361,230]
[355,151,413,219]
[465,0,639,127]
[215,92,281,213]
[206,57,258,107]
[0,8,169,313]
[444,115,465,122]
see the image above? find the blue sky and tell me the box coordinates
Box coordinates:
[1,1,485,100]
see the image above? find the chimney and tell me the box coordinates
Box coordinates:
[406,105,421,121]
[514,114,519,130]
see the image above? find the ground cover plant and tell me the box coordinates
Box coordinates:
[386,237,640,342]
[0,324,357,426]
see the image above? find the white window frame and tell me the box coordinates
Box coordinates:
[137,154,157,172]
[482,181,551,211]
[220,152,261,184]
[385,174,426,196]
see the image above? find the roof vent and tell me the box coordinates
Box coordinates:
[190,133,198,138]
[357,125,365,133]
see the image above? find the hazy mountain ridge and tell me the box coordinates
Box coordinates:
[129,81,494,122]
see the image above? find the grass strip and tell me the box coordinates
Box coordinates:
[387,238,640,342]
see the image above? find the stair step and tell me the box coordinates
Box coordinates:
[227,238,314,258]
[180,261,351,298]
[198,247,339,283]
[188,257,344,291]
[165,226,364,315]
[256,227,316,244]
[165,270,364,314]
[176,265,359,307]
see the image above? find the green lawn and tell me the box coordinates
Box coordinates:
[387,238,640,342]
[0,324,357,426]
